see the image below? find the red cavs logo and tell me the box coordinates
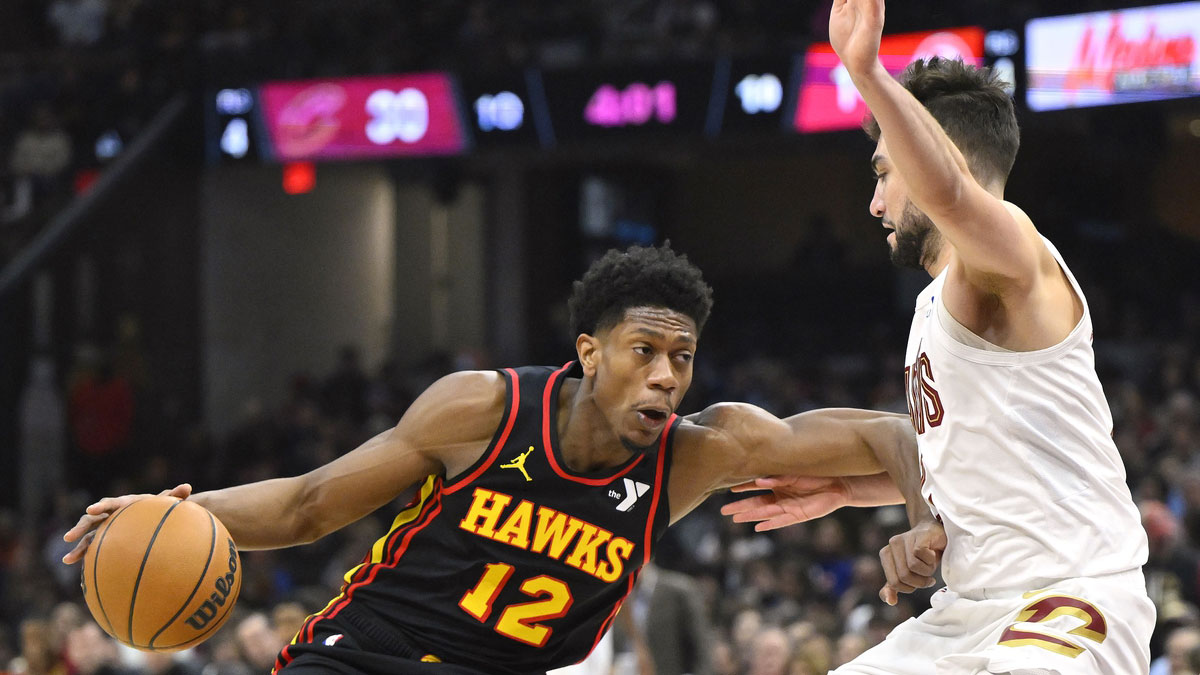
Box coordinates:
[904,351,945,434]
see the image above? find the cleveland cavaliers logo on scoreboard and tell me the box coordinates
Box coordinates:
[904,351,945,434]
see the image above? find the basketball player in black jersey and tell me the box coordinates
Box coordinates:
[64,244,920,675]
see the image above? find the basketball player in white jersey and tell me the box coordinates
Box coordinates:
[725,1,1154,673]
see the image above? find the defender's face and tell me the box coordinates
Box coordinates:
[588,307,696,453]
[870,137,939,271]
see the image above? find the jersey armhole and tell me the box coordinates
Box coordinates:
[442,368,520,495]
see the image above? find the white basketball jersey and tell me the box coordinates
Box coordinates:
[905,238,1147,596]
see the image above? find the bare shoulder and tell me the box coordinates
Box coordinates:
[1001,200,1032,224]
[399,370,509,448]
[683,401,784,449]
[676,402,784,475]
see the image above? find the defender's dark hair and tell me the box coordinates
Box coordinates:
[569,243,714,336]
[865,57,1019,187]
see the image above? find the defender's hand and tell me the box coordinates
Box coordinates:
[829,0,886,77]
[721,476,850,531]
[62,484,193,565]
[879,519,946,605]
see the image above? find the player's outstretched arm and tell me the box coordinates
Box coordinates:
[64,370,506,563]
[671,403,916,522]
[721,473,900,531]
[831,0,1042,288]
[711,405,926,521]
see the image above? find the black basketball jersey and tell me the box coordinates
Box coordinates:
[278,363,678,674]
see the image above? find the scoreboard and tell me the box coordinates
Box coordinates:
[210,13,1199,165]
[205,29,1011,164]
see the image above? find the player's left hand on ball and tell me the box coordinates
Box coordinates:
[878,519,946,605]
[720,475,850,531]
[61,483,193,565]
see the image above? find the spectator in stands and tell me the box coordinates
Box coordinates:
[747,626,791,675]
[789,628,834,675]
[1142,501,1200,627]
[142,650,201,675]
[628,561,713,675]
[67,346,134,496]
[1150,625,1200,675]
[11,618,65,675]
[47,0,110,48]
[8,103,72,200]
[234,612,285,672]
[63,622,131,675]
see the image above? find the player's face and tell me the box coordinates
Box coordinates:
[870,138,942,271]
[589,307,696,453]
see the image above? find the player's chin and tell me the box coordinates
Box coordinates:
[620,432,660,455]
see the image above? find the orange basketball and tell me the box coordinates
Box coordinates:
[81,495,242,652]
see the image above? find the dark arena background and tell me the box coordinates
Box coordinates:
[1,0,1199,673]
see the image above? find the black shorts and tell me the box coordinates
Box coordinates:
[276,613,519,675]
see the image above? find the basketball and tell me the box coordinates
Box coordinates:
[80,496,242,652]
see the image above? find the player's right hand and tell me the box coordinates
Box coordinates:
[720,475,850,531]
[61,484,193,565]
[878,519,946,605]
[829,0,886,77]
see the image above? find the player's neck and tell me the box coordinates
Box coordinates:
[925,245,953,278]
[556,377,638,472]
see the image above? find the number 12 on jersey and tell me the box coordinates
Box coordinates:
[459,563,575,647]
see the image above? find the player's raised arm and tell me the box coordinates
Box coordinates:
[64,370,506,563]
[831,0,1040,289]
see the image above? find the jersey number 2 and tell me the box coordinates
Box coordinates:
[459,563,574,647]
[998,594,1107,658]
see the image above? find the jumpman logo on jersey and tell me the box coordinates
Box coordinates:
[500,446,535,482]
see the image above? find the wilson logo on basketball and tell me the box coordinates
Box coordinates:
[185,539,239,630]
[904,351,945,434]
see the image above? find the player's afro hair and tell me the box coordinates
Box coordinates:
[568,243,714,337]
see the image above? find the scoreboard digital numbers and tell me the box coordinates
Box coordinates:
[258,73,468,160]
[209,87,261,163]
[714,56,799,136]
[540,63,716,141]
[204,25,1064,164]
[457,69,552,148]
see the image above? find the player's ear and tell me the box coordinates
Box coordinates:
[577,334,600,376]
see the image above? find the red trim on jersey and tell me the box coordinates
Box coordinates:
[582,416,674,661]
[541,363,647,485]
[273,487,444,672]
[641,418,673,564]
[585,571,639,660]
[327,493,444,621]
[445,369,521,495]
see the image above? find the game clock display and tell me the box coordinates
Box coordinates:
[540,63,717,141]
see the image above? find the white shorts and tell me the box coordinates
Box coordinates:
[833,571,1154,675]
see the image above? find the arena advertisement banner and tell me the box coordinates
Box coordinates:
[258,73,468,160]
[1026,2,1200,111]
[793,27,985,133]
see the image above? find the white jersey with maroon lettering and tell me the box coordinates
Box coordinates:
[904,238,1147,597]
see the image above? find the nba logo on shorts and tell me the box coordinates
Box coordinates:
[324,634,344,647]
